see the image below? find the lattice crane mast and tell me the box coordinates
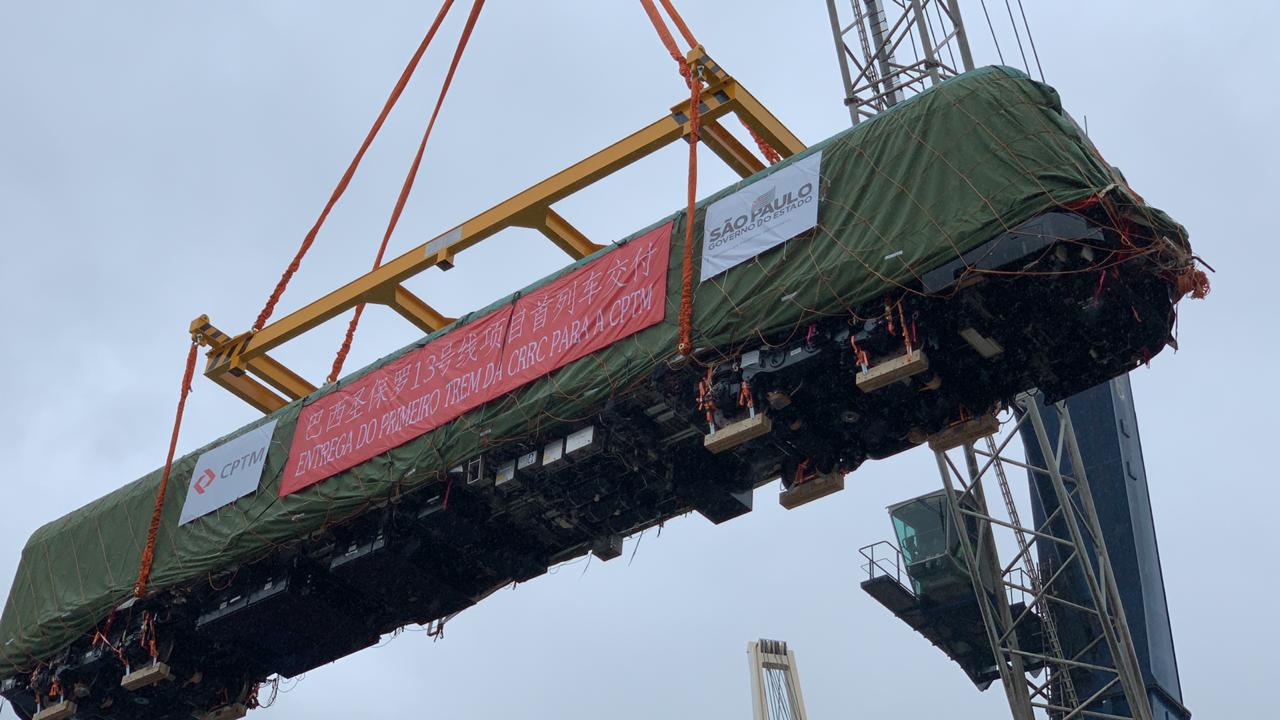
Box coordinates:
[825,2,1193,719]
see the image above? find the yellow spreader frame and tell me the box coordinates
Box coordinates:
[192,48,805,414]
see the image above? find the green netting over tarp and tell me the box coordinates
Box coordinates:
[0,66,1189,675]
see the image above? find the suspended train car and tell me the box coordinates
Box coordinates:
[0,67,1200,719]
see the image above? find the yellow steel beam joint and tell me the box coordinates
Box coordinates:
[725,82,806,158]
[190,315,312,411]
[368,285,456,335]
[700,120,766,178]
[212,372,290,415]
[518,207,603,260]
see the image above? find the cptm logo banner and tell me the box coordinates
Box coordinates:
[178,419,279,525]
[700,150,822,281]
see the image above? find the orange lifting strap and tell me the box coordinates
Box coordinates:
[638,0,781,356]
[133,339,198,598]
[133,0,482,598]
[638,0,702,356]
[252,0,463,335]
[329,0,487,383]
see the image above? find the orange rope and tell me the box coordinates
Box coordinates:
[748,126,783,165]
[140,612,159,659]
[657,0,698,47]
[133,339,199,598]
[252,0,458,333]
[738,377,754,410]
[696,365,716,427]
[639,0,690,71]
[1175,266,1210,300]
[676,78,702,356]
[328,0,487,383]
[897,301,912,355]
[849,335,870,369]
[639,0,701,356]
[645,0,781,171]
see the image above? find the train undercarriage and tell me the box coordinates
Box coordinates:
[1,208,1192,720]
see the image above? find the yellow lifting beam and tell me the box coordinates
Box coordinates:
[194,49,805,414]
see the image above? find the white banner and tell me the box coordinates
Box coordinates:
[179,419,278,525]
[700,150,822,281]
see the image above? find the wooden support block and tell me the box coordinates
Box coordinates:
[704,413,772,454]
[33,701,77,720]
[121,661,172,691]
[779,472,845,510]
[927,414,1000,452]
[200,704,248,720]
[959,327,1003,358]
[856,350,929,392]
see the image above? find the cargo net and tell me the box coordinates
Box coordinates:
[0,68,1207,702]
[692,75,1200,368]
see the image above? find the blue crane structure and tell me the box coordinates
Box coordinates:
[1021,379,1189,719]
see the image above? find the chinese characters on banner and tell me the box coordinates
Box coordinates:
[280,221,672,495]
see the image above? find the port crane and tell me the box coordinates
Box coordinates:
[0,3,1201,719]
[826,2,1190,719]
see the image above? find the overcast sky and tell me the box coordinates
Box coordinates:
[0,1,1274,718]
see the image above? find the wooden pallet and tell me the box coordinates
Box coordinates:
[199,704,248,720]
[927,414,1000,452]
[704,413,772,454]
[121,661,172,691]
[779,472,845,509]
[33,701,77,720]
[855,349,929,392]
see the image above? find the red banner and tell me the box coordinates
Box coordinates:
[280,222,672,495]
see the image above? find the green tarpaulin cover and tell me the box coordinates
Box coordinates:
[0,66,1189,676]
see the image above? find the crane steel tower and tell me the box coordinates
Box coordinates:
[827,2,1190,719]
[749,639,809,720]
[824,0,976,123]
